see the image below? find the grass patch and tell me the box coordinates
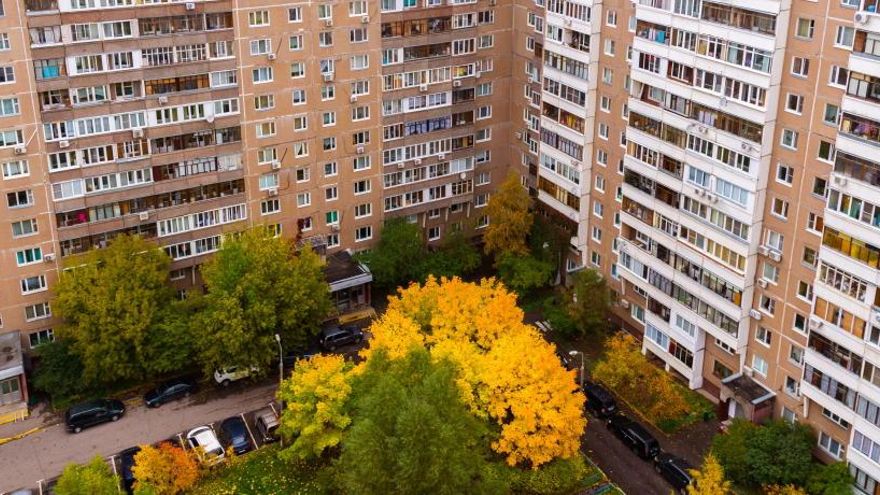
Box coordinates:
[654,381,716,433]
[191,445,329,495]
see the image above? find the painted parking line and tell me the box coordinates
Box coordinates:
[176,432,186,450]
[240,412,258,451]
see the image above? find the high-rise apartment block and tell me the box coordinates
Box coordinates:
[3,0,880,489]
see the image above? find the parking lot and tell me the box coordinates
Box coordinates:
[0,331,370,495]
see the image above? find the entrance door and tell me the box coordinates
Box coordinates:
[0,376,22,405]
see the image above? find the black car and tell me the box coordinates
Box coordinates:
[654,453,694,493]
[606,414,661,460]
[219,416,253,455]
[319,325,364,351]
[144,377,197,408]
[583,380,618,418]
[118,446,141,494]
[557,349,575,370]
[278,347,321,369]
[65,399,125,433]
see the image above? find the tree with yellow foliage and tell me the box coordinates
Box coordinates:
[483,173,533,258]
[132,442,200,495]
[688,453,731,495]
[277,354,353,460]
[364,276,586,468]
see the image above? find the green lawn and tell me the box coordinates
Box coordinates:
[191,446,329,495]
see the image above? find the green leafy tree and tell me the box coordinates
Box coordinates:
[193,228,331,375]
[566,269,611,336]
[32,340,86,403]
[713,419,814,488]
[429,229,482,278]
[496,252,553,294]
[357,218,429,289]
[806,462,853,495]
[55,456,118,495]
[335,349,499,495]
[484,173,533,258]
[53,234,185,386]
[711,419,757,485]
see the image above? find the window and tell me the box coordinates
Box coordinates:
[354,179,371,195]
[824,104,840,125]
[796,18,815,39]
[324,162,338,177]
[2,160,28,179]
[12,219,37,238]
[791,57,810,77]
[797,281,813,300]
[762,262,779,283]
[790,345,804,365]
[250,39,271,55]
[258,173,278,190]
[254,94,274,111]
[771,197,789,219]
[813,177,827,197]
[290,62,305,78]
[830,65,848,87]
[427,226,440,241]
[325,186,338,201]
[295,167,310,183]
[0,34,8,51]
[252,67,273,83]
[803,247,818,267]
[20,275,47,294]
[835,26,855,48]
[25,302,51,321]
[776,163,793,184]
[785,93,803,114]
[0,66,12,84]
[288,7,302,22]
[29,329,54,348]
[256,121,275,138]
[606,9,617,26]
[350,54,368,70]
[780,129,798,149]
[293,114,308,130]
[785,376,800,397]
[7,189,33,208]
[249,10,269,27]
[756,327,772,346]
[355,203,371,218]
[318,4,332,19]
[752,355,768,376]
[819,432,844,459]
[261,198,280,215]
[355,226,372,241]
[296,192,311,207]
[760,294,776,315]
[325,210,339,225]
[290,34,304,50]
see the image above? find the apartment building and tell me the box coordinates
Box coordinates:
[0,0,510,419]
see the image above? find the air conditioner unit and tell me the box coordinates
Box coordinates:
[438,153,446,160]
[741,142,752,152]
[709,194,718,203]
[356,146,365,154]
[564,19,572,26]
[59,140,70,149]
[205,115,215,124]
[489,0,496,5]
[158,96,168,105]
[324,19,333,27]
[809,315,823,330]
[515,131,523,140]
[267,53,277,61]
[267,187,279,196]
[459,172,467,179]
[271,160,281,170]
[185,1,195,9]
[873,313,880,325]
[13,145,25,155]
[414,158,422,165]
[330,224,340,232]
[856,11,869,24]
[698,126,708,134]
[323,73,334,82]
[361,15,369,23]
[138,212,150,221]
[833,175,847,186]
[619,300,630,309]
[132,128,144,138]
[757,279,768,288]
[693,186,703,196]
[397,162,406,169]
[769,251,782,263]
[43,253,55,262]
[350,95,358,103]
[453,80,462,87]
[749,309,763,320]
[474,71,482,79]
[419,84,429,92]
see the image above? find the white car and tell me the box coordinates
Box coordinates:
[186,426,225,465]
[213,366,258,386]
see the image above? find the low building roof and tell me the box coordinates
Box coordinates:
[324,251,372,291]
[0,332,24,381]
[721,372,775,405]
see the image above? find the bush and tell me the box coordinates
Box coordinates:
[490,455,599,495]
[32,340,87,406]
[712,419,814,488]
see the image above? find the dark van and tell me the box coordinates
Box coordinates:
[654,453,694,493]
[65,399,125,433]
[583,380,618,418]
[607,414,661,460]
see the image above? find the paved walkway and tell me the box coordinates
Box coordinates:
[0,382,277,493]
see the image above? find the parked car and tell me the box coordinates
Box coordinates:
[118,446,141,494]
[654,453,694,493]
[557,349,575,370]
[277,347,321,369]
[213,366,258,387]
[583,380,618,418]
[186,426,225,465]
[319,325,364,351]
[606,414,661,460]
[254,407,280,444]
[65,399,125,433]
[219,416,253,455]
[144,377,197,408]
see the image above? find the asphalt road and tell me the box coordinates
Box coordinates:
[0,382,277,493]
[583,414,670,495]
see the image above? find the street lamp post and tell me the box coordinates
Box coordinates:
[569,350,585,389]
[274,334,283,389]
